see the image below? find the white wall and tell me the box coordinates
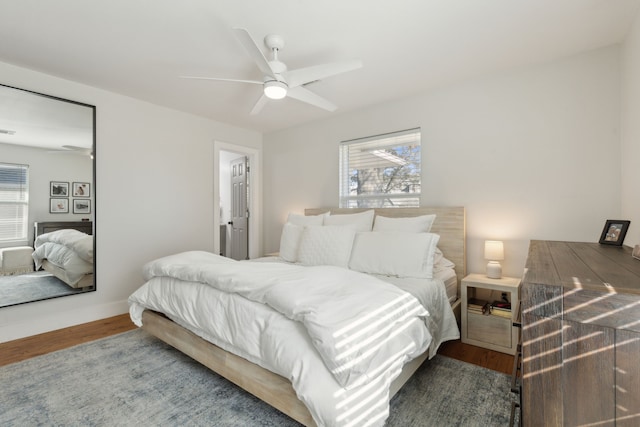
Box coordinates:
[1,143,93,247]
[622,12,640,247]
[263,46,622,278]
[0,61,262,342]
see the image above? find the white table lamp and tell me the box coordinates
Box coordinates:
[485,240,504,279]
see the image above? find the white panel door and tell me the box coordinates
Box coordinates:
[229,156,249,260]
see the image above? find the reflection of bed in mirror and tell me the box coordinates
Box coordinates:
[33,221,94,289]
[1,82,96,308]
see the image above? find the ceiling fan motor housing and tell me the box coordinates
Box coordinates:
[264,34,284,51]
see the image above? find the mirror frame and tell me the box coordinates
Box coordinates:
[0,83,96,307]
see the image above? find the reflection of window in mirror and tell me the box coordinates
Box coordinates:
[0,162,29,242]
[0,83,96,308]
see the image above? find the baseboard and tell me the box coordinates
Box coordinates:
[0,299,129,343]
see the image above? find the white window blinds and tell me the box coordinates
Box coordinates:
[0,163,29,242]
[339,128,421,208]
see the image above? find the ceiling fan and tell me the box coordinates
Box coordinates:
[181,28,362,115]
[49,145,93,158]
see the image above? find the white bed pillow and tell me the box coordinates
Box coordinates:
[433,247,456,272]
[279,223,304,262]
[373,214,436,233]
[324,210,375,232]
[279,213,330,262]
[348,232,440,279]
[298,226,357,268]
[287,212,328,226]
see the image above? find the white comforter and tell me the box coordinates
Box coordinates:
[129,251,459,426]
[32,229,93,286]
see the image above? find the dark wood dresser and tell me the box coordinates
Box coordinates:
[521,240,640,426]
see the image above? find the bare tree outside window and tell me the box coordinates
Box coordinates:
[340,129,421,208]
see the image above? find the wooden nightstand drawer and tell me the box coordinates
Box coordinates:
[467,312,512,348]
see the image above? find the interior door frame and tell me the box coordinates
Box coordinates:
[213,140,262,259]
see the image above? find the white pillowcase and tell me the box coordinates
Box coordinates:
[373,214,436,233]
[349,232,440,278]
[287,212,327,226]
[279,213,330,262]
[433,247,456,272]
[324,210,375,232]
[279,223,304,262]
[298,226,357,268]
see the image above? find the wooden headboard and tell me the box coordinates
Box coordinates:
[34,221,93,239]
[305,207,466,285]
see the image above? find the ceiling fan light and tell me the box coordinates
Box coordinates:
[264,80,287,100]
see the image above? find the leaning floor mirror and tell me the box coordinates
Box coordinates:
[0,83,96,308]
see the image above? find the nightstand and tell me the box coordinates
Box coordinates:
[461,273,520,355]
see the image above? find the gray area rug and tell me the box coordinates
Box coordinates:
[0,271,84,307]
[0,329,517,426]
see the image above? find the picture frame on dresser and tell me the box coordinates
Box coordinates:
[598,219,630,245]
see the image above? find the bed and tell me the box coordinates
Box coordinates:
[32,221,94,289]
[128,207,465,426]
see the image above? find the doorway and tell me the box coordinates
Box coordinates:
[213,141,261,260]
[228,155,248,260]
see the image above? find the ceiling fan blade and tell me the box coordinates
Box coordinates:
[62,145,90,151]
[50,145,92,156]
[233,27,276,78]
[250,94,270,115]
[287,86,337,112]
[180,76,263,85]
[283,60,362,88]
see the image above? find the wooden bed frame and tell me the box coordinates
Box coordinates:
[34,220,93,239]
[140,207,466,426]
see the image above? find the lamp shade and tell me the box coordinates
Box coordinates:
[484,240,504,261]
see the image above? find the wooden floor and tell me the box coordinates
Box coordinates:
[438,337,514,375]
[0,314,137,367]
[0,314,514,374]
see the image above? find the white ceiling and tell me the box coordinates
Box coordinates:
[0,0,639,134]
[0,84,94,150]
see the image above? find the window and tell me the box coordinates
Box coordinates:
[339,128,421,208]
[0,163,29,242]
